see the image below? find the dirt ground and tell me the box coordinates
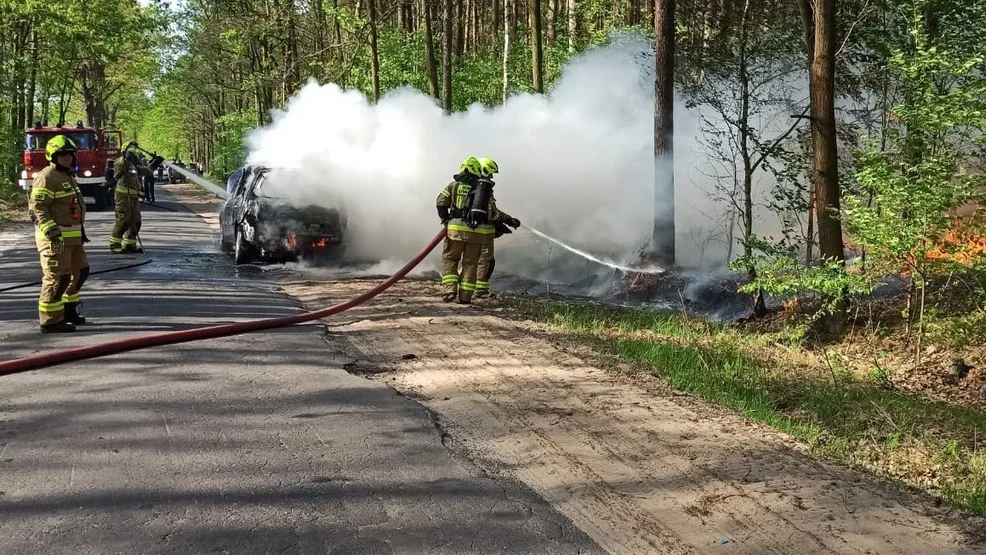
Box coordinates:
[0,189,29,231]
[275,279,985,555]
[164,181,986,554]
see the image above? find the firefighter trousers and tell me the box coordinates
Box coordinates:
[441,237,482,303]
[37,238,89,326]
[110,194,141,251]
[476,239,495,298]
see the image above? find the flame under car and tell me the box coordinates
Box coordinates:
[219,166,347,265]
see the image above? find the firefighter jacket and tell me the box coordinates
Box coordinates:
[29,166,86,246]
[437,180,502,244]
[113,157,153,199]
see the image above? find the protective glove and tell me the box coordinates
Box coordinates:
[437,206,450,225]
[149,155,165,169]
[506,217,521,229]
[81,226,90,244]
[494,221,513,238]
[49,236,64,255]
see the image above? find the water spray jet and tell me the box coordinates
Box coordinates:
[525,226,666,276]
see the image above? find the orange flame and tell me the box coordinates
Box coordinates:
[904,223,986,274]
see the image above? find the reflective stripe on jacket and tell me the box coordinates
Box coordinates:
[436,181,500,243]
[28,165,86,246]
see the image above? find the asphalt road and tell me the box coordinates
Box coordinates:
[0,190,602,555]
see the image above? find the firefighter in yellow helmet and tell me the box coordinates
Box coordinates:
[109,141,162,253]
[436,157,518,304]
[28,135,90,332]
[474,157,520,299]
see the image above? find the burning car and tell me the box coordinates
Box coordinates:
[219,165,347,264]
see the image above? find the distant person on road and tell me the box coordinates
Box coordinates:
[109,142,162,254]
[28,135,91,333]
[142,158,156,204]
[473,157,520,299]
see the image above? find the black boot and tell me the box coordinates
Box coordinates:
[40,320,76,334]
[64,303,87,325]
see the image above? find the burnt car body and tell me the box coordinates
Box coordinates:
[219,165,347,264]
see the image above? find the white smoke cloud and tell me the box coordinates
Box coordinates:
[245,34,771,283]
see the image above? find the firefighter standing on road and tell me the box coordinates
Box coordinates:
[436,157,518,304]
[28,135,91,333]
[109,142,162,253]
[474,157,520,299]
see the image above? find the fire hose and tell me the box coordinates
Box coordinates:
[0,259,154,294]
[0,229,445,377]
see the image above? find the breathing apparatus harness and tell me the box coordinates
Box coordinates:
[444,172,495,229]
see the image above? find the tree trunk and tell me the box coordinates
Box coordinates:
[806,0,846,327]
[368,0,381,102]
[333,0,343,60]
[651,0,675,265]
[736,0,765,316]
[547,0,557,44]
[808,0,845,267]
[567,0,576,52]
[423,0,441,100]
[531,0,544,93]
[510,0,518,40]
[502,0,511,102]
[25,27,38,128]
[493,0,501,37]
[455,0,464,55]
[284,0,300,101]
[442,0,454,112]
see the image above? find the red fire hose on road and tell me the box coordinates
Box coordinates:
[0,229,445,377]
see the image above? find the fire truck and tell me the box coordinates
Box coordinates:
[19,121,123,211]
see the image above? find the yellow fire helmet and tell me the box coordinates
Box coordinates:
[459,156,482,177]
[45,135,77,163]
[477,157,499,178]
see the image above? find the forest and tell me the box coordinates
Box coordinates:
[1,0,985,514]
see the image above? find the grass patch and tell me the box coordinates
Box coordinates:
[510,297,986,516]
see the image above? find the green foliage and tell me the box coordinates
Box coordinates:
[731,236,873,316]
[842,1,986,329]
[737,0,986,330]
[210,110,255,180]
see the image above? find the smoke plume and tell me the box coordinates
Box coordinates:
[246,34,743,283]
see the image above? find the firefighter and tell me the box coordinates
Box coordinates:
[474,157,520,299]
[436,157,518,304]
[143,154,158,203]
[109,142,162,253]
[28,135,90,333]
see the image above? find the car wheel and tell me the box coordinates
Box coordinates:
[234,228,253,265]
[219,226,232,253]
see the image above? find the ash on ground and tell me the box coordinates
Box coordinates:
[495,267,765,323]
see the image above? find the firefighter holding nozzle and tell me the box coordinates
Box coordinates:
[436,156,520,304]
[109,141,163,254]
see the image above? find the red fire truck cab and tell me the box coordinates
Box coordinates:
[19,121,123,210]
